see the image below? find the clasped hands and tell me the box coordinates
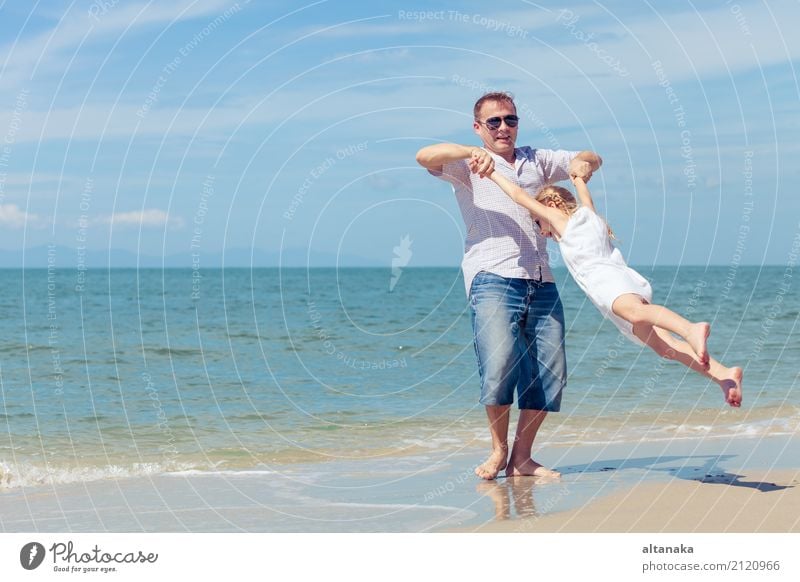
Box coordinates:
[467,148,593,183]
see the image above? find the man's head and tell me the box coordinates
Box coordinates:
[473,92,518,160]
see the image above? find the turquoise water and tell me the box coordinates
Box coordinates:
[1,266,797,489]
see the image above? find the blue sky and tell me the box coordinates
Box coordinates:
[0,0,798,267]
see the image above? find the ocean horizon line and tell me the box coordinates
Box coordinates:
[2,263,790,270]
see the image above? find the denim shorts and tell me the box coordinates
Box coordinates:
[469,271,567,410]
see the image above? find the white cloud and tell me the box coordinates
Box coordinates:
[102,208,183,228]
[301,7,560,40]
[0,104,257,143]
[0,0,240,90]
[0,203,39,228]
[2,1,794,148]
[538,1,800,85]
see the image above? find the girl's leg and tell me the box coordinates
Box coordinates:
[633,322,743,407]
[612,294,710,365]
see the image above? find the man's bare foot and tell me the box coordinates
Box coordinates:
[505,456,560,479]
[686,322,710,366]
[475,448,508,480]
[718,366,743,407]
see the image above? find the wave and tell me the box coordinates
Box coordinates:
[0,412,36,420]
[2,406,796,488]
[146,346,201,357]
[0,459,212,490]
[226,332,264,340]
[0,343,52,354]
[390,406,800,451]
[543,406,800,446]
[164,469,275,477]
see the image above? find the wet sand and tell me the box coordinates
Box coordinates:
[2,435,798,532]
[466,468,800,532]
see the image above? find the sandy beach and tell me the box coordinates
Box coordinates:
[468,468,800,533]
[1,434,798,532]
[462,434,800,533]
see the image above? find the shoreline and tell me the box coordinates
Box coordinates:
[3,403,797,492]
[2,434,798,532]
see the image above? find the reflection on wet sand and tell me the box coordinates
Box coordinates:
[477,475,559,521]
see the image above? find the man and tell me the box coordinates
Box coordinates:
[416,92,602,480]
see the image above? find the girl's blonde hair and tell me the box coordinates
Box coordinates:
[535,184,616,239]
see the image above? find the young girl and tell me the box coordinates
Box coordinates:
[487,170,743,407]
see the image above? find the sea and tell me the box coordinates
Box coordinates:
[0,266,797,491]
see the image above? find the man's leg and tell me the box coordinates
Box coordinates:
[509,282,565,478]
[470,272,525,480]
[475,405,510,479]
[508,409,560,478]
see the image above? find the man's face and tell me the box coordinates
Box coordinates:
[473,100,518,157]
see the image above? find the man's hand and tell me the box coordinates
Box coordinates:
[568,158,593,182]
[469,148,494,178]
[568,151,602,182]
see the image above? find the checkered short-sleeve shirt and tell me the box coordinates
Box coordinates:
[430,146,579,295]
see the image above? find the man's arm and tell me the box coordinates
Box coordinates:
[568,151,603,182]
[416,143,493,176]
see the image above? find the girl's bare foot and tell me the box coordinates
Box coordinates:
[475,448,508,480]
[686,322,711,367]
[719,366,743,407]
[505,456,560,479]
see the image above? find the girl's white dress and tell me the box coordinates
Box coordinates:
[557,207,653,344]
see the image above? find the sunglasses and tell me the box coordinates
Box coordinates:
[477,115,519,130]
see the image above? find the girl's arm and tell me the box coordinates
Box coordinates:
[488,171,564,226]
[416,143,492,175]
[571,175,596,213]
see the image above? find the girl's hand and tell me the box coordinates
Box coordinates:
[469,156,494,178]
[568,158,593,182]
[469,148,494,178]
